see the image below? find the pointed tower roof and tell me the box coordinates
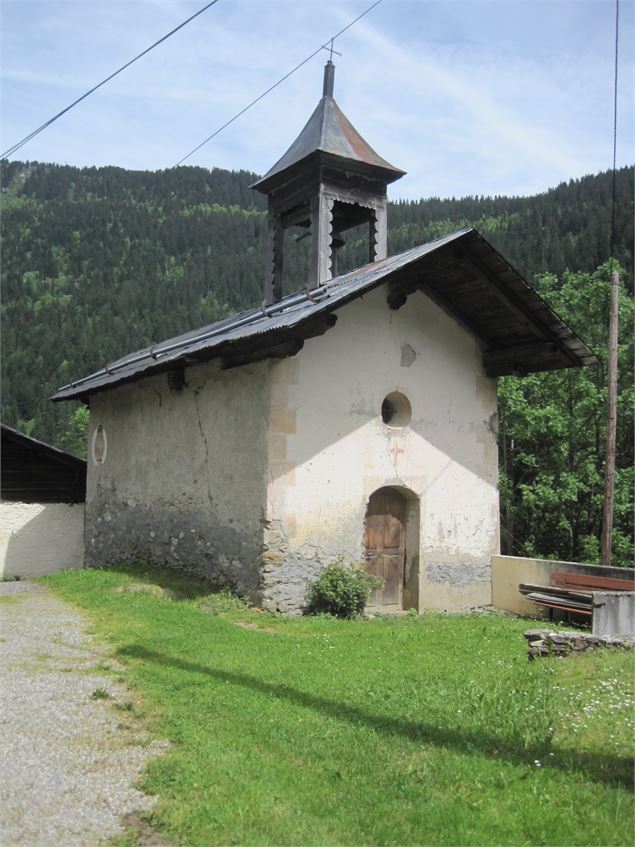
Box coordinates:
[252,62,405,194]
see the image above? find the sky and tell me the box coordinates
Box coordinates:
[1,0,633,201]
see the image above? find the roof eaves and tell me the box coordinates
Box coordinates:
[50,231,473,403]
[459,229,599,370]
[49,227,598,402]
[1,424,87,469]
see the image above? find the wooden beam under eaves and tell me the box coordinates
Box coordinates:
[483,340,573,377]
[483,341,558,368]
[219,313,338,370]
[221,339,305,370]
[457,248,582,368]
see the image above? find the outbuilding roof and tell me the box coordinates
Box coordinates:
[51,228,597,404]
[1,425,86,503]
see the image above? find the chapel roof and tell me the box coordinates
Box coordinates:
[51,228,597,404]
[251,63,405,193]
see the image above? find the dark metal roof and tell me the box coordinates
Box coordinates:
[51,228,598,404]
[1,424,86,503]
[251,95,405,193]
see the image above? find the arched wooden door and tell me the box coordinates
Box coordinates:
[364,488,406,611]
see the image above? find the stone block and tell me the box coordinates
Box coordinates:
[269,408,297,434]
[268,433,288,460]
[271,358,299,385]
[260,551,285,567]
[269,460,295,484]
[269,382,289,408]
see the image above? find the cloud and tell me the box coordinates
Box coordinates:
[341,16,590,179]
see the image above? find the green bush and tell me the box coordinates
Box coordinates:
[304,561,383,619]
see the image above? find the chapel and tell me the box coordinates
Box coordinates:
[52,62,596,613]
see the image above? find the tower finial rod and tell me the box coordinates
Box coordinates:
[321,38,341,97]
[323,60,335,97]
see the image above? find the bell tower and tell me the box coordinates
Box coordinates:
[252,62,405,303]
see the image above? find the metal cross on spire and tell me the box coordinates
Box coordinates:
[321,38,342,62]
[321,38,341,97]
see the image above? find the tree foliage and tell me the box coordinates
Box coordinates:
[499,263,633,566]
[1,159,633,563]
[59,406,90,460]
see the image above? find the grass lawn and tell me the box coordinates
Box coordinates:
[44,565,634,846]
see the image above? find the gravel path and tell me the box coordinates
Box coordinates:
[0,581,167,847]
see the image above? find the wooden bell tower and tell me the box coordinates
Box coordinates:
[252,62,405,303]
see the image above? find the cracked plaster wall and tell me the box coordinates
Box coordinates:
[85,359,270,598]
[85,283,498,614]
[263,285,499,613]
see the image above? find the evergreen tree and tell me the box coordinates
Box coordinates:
[1,160,633,562]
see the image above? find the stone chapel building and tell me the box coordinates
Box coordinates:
[52,63,596,613]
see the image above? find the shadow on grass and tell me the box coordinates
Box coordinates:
[104,562,218,601]
[117,644,633,790]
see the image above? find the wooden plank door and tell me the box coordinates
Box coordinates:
[364,489,406,611]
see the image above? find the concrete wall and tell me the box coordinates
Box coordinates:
[491,554,635,617]
[592,592,635,637]
[0,501,84,578]
[85,359,270,599]
[262,286,499,613]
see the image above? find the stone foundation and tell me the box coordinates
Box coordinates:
[258,519,349,614]
[86,497,263,599]
[524,629,635,660]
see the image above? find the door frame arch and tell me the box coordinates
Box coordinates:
[363,485,420,612]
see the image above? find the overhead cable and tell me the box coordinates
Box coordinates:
[1,0,222,160]
[174,0,384,167]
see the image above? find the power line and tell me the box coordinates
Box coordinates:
[174,0,384,167]
[1,0,222,160]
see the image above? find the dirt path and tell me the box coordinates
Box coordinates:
[0,581,166,846]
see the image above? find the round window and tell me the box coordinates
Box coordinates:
[91,424,108,465]
[381,392,412,428]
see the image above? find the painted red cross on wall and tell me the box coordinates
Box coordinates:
[389,444,405,469]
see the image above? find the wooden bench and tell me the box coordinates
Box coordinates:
[519,570,635,620]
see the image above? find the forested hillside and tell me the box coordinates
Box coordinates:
[1,160,633,564]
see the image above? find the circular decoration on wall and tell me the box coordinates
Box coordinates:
[91,424,108,465]
[381,392,412,428]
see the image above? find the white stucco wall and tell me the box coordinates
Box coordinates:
[0,501,85,578]
[263,286,499,612]
[85,359,270,598]
[84,281,499,612]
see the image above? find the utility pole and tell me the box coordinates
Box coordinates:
[601,268,619,567]
[602,0,621,568]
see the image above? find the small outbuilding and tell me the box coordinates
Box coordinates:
[1,425,86,578]
[51,64,596,613]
